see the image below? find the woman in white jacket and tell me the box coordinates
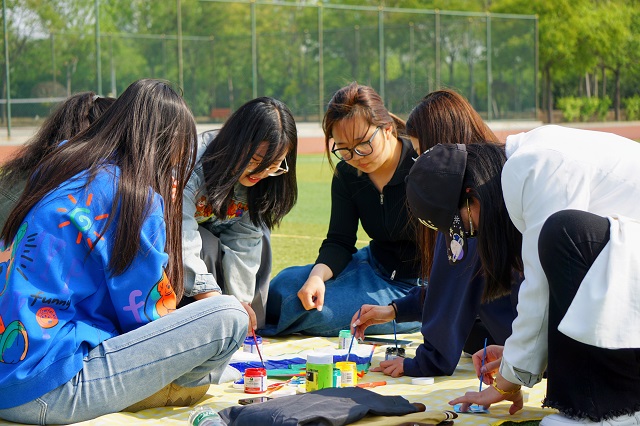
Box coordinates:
[405,125,640,426]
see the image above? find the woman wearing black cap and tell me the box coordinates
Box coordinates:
[352,89,520,379]
[406,125,640,426]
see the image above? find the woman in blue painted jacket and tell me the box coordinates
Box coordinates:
[352,89,520,378]
[0,79,248,424]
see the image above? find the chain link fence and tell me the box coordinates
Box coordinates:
[1,0,537,134]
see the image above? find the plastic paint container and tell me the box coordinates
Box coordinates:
[243,335,263,354]
[306,352,334,392]
[335,361,358,387]
[333,368,342,388]
[385,347,406,361]
[244,367,267,393]
[411,377,435,385]
[338,330,352,349]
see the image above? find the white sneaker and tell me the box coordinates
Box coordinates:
[541,412,640,426]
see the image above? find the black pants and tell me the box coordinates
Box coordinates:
[538,210,640,420]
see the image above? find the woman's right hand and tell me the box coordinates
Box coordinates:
[351,304,395,340]
[472,344,504,386]
[297,275,326,311]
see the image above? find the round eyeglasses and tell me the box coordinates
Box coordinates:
[331,126,380,161]
[246,157,289,177]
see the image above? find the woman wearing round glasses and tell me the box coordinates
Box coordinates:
[262,82,422,337]
[181,97,298,332]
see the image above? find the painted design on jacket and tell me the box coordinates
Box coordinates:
[226,199,248,220]
[57,193,109,249]
[194,195,214,223]
[36,307,59,329]
[0,223,30,364]
[143,271,176,321]
[0,317,28,364]
[0,223,30,284]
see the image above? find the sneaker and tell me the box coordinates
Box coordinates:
[541,412,640,426]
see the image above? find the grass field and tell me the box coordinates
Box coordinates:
[270,153,369,276]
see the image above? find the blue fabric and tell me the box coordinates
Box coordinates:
[230,352,374,375]
[395,233,519,377]
[0,296,248,424]
[0,166,175,409]
[262,246,422,337]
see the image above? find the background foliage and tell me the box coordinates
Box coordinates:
[1,0,638,124]
[2,0,537,123]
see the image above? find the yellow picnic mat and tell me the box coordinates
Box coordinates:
[0,333,556,425]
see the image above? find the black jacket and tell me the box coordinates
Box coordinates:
[315,137,420,280]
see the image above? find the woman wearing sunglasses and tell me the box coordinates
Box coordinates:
[181,97,298,332]
[262,82,422,337]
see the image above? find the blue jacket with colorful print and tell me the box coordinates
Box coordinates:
[0,165,173,409]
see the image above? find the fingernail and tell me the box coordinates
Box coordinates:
[480,366,486,374]
[353,320,360,327]
[317,305,323,312]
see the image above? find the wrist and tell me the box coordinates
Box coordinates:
[388,302,398,319]
[492,376,521,396]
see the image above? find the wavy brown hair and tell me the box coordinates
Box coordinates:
[1,79,197,300]
[322,82,406,169]
[0,92,115,184]
[406,89,498,281]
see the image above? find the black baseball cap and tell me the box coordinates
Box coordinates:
[406,144,470,264]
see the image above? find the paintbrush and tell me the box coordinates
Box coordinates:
[252,328,265,369]
[347,308,362,362]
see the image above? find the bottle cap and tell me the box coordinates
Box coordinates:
[306,352,334,364]
[411,377,435,385]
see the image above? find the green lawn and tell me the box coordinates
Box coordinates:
[270,153,368,276]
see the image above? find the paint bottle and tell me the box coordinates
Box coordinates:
[244,367,267,394]
[338,330,352,349]
[243,335,263,354]
[333,368,342,388]
[305,352,334,392]
[188,406,225,426]
[385,347,406,361]
[335,361,358,387]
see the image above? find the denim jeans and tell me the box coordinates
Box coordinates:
[262,246,423,337]
[0,296,248,425]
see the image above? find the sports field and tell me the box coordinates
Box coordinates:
[270,153,368,276]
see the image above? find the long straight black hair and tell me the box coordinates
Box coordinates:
[1,79,197,300]
[460,144,523,301]
[201,96,298,229]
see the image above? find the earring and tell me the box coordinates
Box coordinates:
[467,198,474,236]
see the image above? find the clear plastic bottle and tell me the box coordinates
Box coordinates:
[188,405,225,426]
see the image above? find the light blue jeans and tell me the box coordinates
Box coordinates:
[261,246,423,337]
[0,296,248,425]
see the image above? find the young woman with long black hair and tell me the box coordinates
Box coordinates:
[406,125,640,425]
[0,79,248,424]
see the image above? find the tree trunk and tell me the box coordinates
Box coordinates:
[614,67,621,121]
[601,63,606,99]
[545,66,553,123]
